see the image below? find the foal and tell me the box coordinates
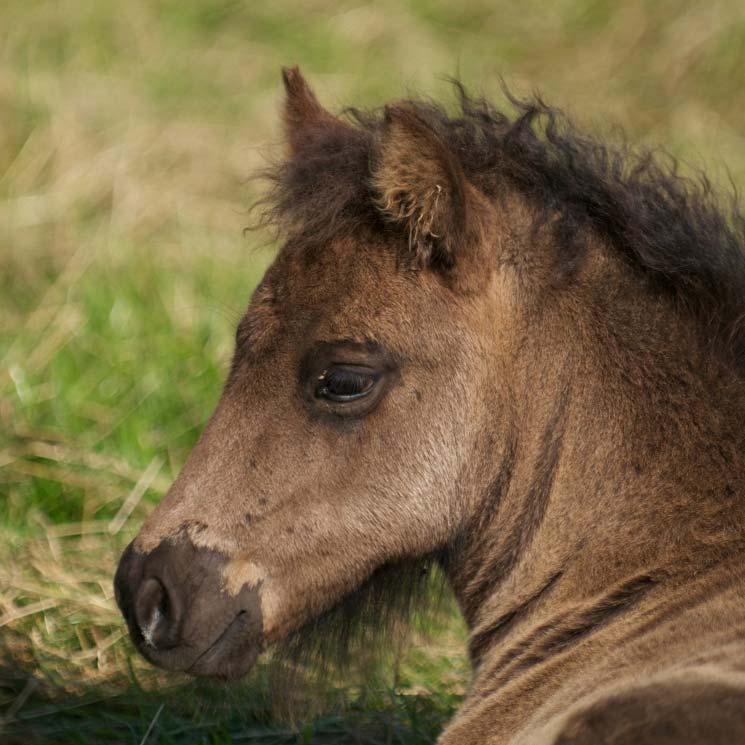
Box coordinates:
[116,68,745,744]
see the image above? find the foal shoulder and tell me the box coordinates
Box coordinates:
[551,669,745,745]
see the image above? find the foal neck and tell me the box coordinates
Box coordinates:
[446,268,745,669]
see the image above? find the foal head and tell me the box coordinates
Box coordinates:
[115,68,745,680]
[114,68,512,678]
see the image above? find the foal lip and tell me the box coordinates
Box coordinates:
[187,612,245,670]
[185,610,263,680]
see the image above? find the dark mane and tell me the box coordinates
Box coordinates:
[258,82,745,369]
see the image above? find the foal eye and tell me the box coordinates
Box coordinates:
[316,367,377,402]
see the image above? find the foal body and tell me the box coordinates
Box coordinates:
[115,69,745,743]
[437,240,745,743]
[449,563,745,744]
[440,353,745,743]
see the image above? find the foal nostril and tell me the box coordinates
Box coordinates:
[134,576,182,650]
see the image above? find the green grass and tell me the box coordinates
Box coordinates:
[2,0,745,742]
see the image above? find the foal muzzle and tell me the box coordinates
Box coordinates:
[114,536,264,680]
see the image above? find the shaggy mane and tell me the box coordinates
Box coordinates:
[257,82,745,369]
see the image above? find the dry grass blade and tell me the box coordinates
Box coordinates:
[108,456,164,534]
[139,702,165,745]
[1,677,38,723]
[0,459,120,496]
[45,521,116,538]
[0,529,163,696]
[6,438,171,494]
[0,600,58,629]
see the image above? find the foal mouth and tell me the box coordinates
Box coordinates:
[129,599,264,681]
[185,610,263,680]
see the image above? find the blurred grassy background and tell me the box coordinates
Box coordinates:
[2,1,745,742]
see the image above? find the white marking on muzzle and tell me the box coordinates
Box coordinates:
[222,559,267,596]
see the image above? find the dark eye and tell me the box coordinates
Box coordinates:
[316,366,378,402]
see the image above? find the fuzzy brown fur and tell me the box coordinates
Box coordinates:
[115,68,745,743]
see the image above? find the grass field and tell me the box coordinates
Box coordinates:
[2,1,745,742]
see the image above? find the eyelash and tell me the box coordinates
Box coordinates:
[316,367,378,402]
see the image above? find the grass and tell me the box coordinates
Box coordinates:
[2,0,745,742]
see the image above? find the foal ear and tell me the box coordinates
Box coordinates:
[281,66,346,155]
[373,105,470,268]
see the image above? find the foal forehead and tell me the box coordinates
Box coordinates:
[272,236,415,312]
[242,234,460,360]
[235,236,478,381]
